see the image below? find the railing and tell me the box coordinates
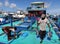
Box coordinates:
[27,7,46,11]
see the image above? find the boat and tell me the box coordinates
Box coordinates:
[12,10,25,18]
[27,2,46,17]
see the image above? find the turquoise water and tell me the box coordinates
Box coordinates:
[0,21,60,44]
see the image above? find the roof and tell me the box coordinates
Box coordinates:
[31,2,44,5]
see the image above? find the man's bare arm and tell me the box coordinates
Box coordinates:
[47,23,51,31]
[38,20,41,26]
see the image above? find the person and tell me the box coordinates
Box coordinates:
[2,26,17,41]
[36,14,51,43]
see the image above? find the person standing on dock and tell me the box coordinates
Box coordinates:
[36,13,51,43]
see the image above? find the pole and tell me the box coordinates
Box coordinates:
[9,14,13,27]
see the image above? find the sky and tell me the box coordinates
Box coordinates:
[0,0,60,14]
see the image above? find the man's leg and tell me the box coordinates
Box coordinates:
[8,31,12,41]
[39,30,46,43]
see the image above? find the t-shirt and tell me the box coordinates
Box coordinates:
[38,18,49,31]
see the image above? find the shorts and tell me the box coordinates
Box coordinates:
[39,30,46,40]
